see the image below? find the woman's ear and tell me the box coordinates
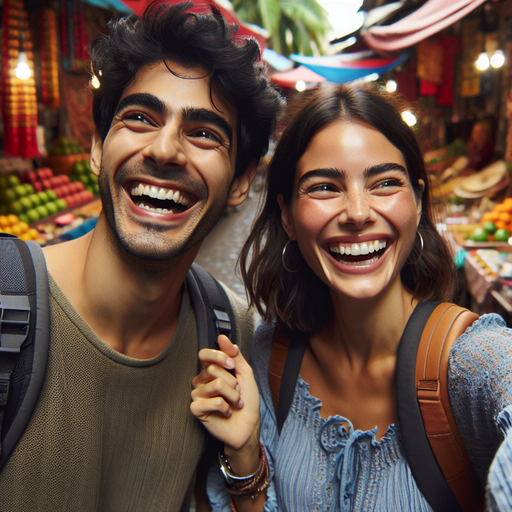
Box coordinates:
[278,194,296,240]
[417,179,425,226]
[227,161,258,207]
[90,129,103,177]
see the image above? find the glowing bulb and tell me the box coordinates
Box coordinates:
[15,52,31,80]
[295,80,306,92]
[476,52,490,71]
[402,110,416,126]
[386,80,397,93]
[91,75,100,89]
[491,49,505,69]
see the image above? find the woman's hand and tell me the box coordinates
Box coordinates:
[191,335,261,455]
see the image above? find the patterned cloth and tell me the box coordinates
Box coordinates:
[207,313,512,511]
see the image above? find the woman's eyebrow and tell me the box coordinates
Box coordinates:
[115,93,167,117]
[363,163,408,178]
[297,168,344,188]
[183,107,233,146]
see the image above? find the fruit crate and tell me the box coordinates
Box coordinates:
[43,153,90,175]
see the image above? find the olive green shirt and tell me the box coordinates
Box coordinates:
[0,274,254,512]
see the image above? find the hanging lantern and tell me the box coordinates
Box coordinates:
[40,8,60,108]
[1,0,40,159]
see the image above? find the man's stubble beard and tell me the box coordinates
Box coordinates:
[98,164,229,276]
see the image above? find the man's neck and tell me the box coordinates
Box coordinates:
[43,218,199,359]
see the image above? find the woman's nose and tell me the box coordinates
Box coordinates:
[338,190,376,227]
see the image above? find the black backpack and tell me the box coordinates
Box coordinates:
[0,234,236,471]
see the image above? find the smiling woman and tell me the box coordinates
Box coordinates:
[190,82,512,512]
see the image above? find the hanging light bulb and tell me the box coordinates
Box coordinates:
[491,49,505,69]
[386,80,397,93]
[295,80,306,92]
[476,52,490,71]
[91,75,100,89]
[402,110,417,126]
[15,51,31,80]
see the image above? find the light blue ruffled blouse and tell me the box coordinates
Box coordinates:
[207,313,512,511]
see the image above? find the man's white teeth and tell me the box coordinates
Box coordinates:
[329,240,386,256]
[136,203,172,214]
[131,183,190,206]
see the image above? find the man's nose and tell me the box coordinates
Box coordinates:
[142,124,187,168]
[338,189,376,227]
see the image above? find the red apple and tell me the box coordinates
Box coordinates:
[37,169,47,181]
[33,182,43,192]
[28,171,38,184]
[64,195,76,208]
[41,179,51,190]
[60,175,70,184]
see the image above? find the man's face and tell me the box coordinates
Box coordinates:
[91,62,240,263]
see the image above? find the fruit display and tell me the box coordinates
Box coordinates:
[475,197,512,243]
[48,136,85,156]
[0,213,44,243]
[70,159,99,197]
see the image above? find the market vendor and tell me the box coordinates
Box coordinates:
[467,119,496,171]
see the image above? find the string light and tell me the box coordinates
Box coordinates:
[476,52,490,71]
[91,75,100,89]
[386,80,397,93]
[295,80,306,92]
[490,49,505,69]
[402,110,417,126]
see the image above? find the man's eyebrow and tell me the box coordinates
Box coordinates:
[115,93,167,117]
[183,107,233,146]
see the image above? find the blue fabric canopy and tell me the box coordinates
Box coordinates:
[81,0,132,13]
[290,51,411,83]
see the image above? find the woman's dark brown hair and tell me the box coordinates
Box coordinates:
[240,82,457,332]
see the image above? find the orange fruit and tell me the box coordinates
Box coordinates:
[2,226,13,234]
[18,232,32,242]
[489,211,500,222]
[17,221,29,233]
[503,197,512,211]
[496,203,509,212]
[10,224,22,236]
[482,212,493,222]
[7,214,19,225]
[495,220,507,230]
[27,228,40,240]
[499,212,511,223]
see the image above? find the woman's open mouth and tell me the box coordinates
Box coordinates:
[128,182,195,214]
[329,240,387,267]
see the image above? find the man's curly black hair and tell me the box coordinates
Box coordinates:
[89,0,283,178]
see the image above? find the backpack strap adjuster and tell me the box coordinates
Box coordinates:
[0,293,31,353]
[213,308,231,337]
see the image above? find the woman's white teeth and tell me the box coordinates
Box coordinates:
[130,183,190,206]
[329,240,386,256]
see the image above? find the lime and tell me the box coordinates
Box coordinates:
[483,221,497,235]
[26,209,40,223]
[494,229,510,242]
[472,227,488,242]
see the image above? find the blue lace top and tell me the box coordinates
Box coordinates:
[207,313,512,511]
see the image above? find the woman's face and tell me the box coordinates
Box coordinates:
[279,120,423,301]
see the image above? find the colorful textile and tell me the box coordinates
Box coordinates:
[363,0,487,54]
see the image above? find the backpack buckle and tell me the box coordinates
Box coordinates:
[0,293,31,353]
[0,372,11,406]
[213,308,231,337]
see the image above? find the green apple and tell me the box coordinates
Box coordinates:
[36,205,49,219]
[26,209,40,223]
[6,175,20,187]
[46,201,58,215]
[37,191,49,204]
[28,193,41,207]
[55,198,67,211]
[19,197,32,211]
[9,201,24,215]
[46,189,57,201]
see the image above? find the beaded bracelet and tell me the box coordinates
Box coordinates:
[224,443,270,500]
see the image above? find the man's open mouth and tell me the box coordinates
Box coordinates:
[129,182,195,214]
[329,240,387,267]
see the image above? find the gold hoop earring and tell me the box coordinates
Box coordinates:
[407,230,424,265]
[282,239,300,273]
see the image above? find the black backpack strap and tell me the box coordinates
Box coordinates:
[396,300,463,512]
[186,263,237,352]
[0,236,50,470]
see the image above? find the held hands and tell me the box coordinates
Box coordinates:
[191,335,260,453]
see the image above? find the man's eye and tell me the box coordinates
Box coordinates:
[190,129,221,142]
[121,112,153,125]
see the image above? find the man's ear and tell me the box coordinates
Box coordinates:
[277,193,296,240]
[90,129,103,177]
[226,161,258,207]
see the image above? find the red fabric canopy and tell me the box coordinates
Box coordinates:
[270,65,325,89]
[119,0,267,50]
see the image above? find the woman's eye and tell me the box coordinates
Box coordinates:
[377,178,402,188]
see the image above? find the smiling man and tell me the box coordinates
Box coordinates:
[0,2,281,511]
